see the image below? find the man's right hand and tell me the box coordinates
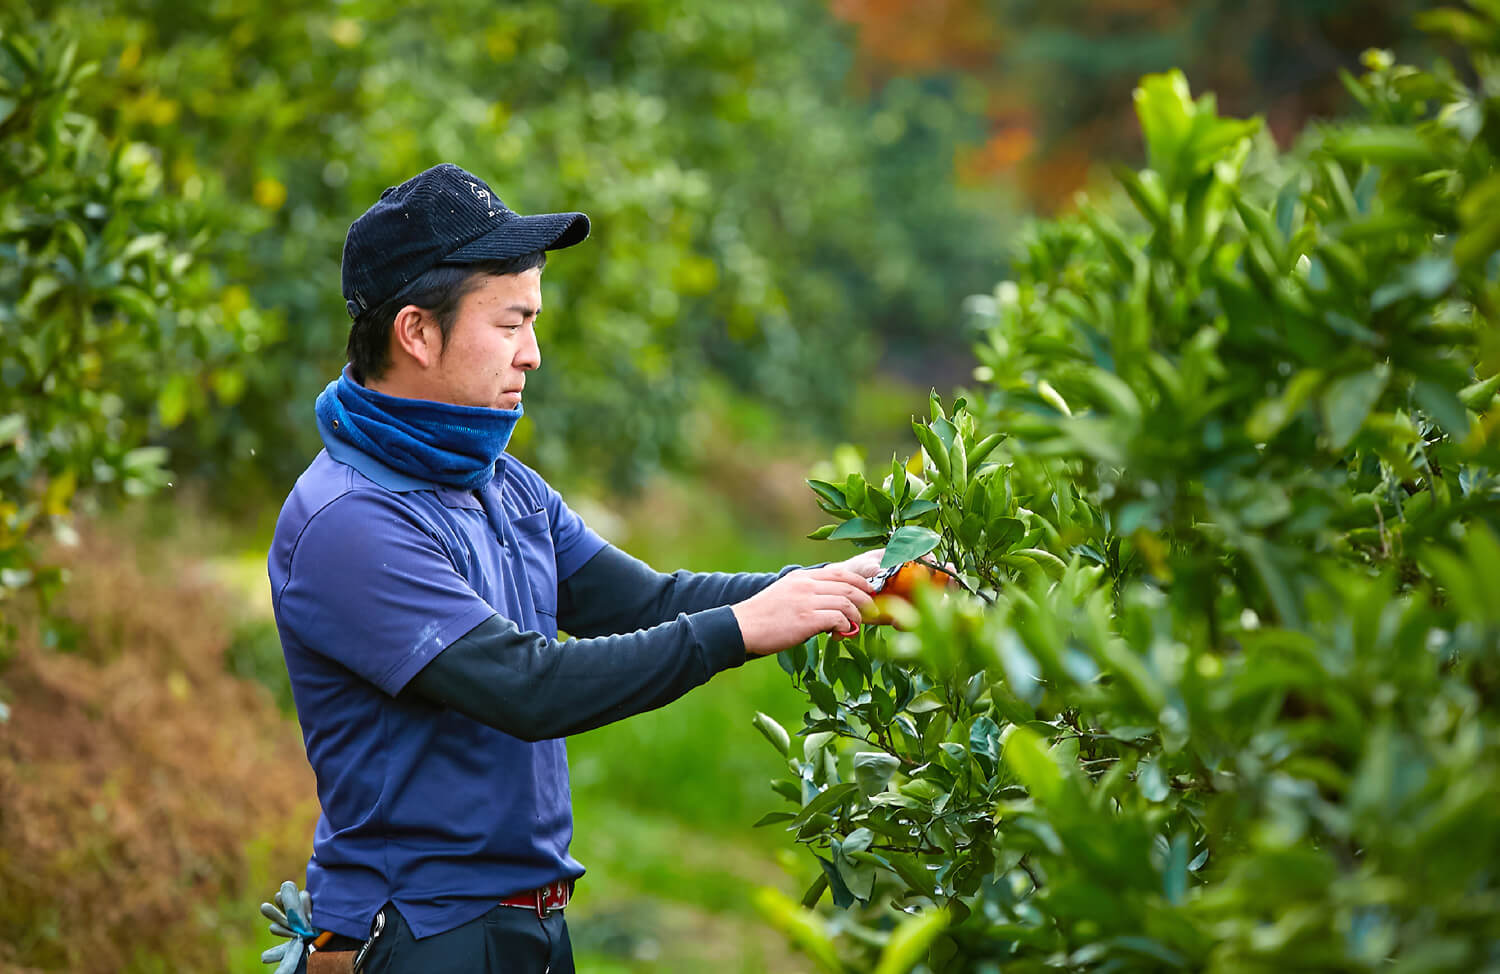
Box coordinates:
[731,565,877,655]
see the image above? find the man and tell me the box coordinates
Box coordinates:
[267,163,878,973]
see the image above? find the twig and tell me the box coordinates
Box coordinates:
[915,556,997,604]
[1018,856,1043,896]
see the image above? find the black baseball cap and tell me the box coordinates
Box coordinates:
[340,163,590,319]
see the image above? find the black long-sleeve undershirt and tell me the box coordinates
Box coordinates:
[403,545,794,740]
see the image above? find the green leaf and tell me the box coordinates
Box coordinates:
[873,908,950,974]
[818,855,856,909]
[807,479,848,512]
[122,446,169,472]
[1413,380,1470,437]
[1458,371,1500,409]
[771,779,802,803]
[1138,757,1169,802]
[891,453,910,506]
[996,631,1042,705]
[797,812,838,839]
[835,656,865,696]
[753,888,842,973]
[985,516,1025,549]
[830,517,887,541]
[867,486,896,523]
[835,846,878,903]
[881,525,941,569]
[969,716,1001,766]
[105,284,157,322]
[913,423,951,483]
[803,731,836,761]
[753,811,796,827]
[1135,71,1195,185]
[1321,366,1389,450]
[1323,126,1436,165]
[843,473,871,517]
[1082,368,1142,421]
[1117,165,1170,233]
[799,871,829,909]
[843,827,874,855]
[1003,547,1068,578]
[794,781,861,826]
[1003,725,1063,804]
[899,498,939,520]
[752,712,791,757]
[948,435,968,496]
[931,417,957,453]
[897,778,947,804]
[1133,69,1257,192]
[806,679,839,716]
[156,374,192,429]
[1102,937,1189,968]
[1416,7,1500,46]
[968,432,1005,466]
[906,689,946,714]
[886,853,937,896]
[1373,257,1457,309]
[0,414,25,446]
[1163,833,1189,905]
[854,751,901,796]
[1248,369,1323,442]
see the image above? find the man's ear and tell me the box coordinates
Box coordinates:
[390,305,439,369]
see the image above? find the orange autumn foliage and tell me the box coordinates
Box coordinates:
[828,0,1434,208]
[830,0,998,73]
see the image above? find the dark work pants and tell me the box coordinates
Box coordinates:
[360,902,575,974]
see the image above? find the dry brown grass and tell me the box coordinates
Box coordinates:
[0,519,315,973]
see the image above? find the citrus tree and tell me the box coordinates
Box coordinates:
[752,6,1500,971]
[0,22,258,646]
[45,0,1006,490]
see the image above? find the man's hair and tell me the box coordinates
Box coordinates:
[346,250,547,383]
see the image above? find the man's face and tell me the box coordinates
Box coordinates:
[429,268,543,410]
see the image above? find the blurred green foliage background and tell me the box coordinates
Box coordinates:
[29,0,1010,492]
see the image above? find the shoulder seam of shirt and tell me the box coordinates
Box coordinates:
[273,483,438,614]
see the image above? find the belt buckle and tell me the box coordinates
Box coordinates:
[535,880,567,918]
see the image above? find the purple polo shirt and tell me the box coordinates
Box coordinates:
[268,414,606,939]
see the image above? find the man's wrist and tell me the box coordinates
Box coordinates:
[684,604,749,673]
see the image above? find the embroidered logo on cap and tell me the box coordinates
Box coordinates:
[466,181,496,216]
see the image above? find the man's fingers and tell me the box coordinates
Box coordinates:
[837,548,884,579]
[809,579,874,607]
[817,607,860,635]
[810,565,877,593]
[808,595,863,632]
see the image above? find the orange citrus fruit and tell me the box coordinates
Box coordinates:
[862,561,954,627]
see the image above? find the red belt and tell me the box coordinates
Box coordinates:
[499,879,572,917]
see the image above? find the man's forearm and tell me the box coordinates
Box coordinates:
[557,544,797,637]
[403,608,745,740]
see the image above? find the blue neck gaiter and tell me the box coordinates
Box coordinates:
[314,368,522,490]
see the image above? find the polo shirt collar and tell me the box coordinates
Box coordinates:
[316,410,504,510]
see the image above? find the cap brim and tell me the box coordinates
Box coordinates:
[445,211,590,263]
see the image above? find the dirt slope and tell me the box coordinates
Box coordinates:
[0,522,314,973]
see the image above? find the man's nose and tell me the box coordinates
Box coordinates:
[516,325,541,371]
